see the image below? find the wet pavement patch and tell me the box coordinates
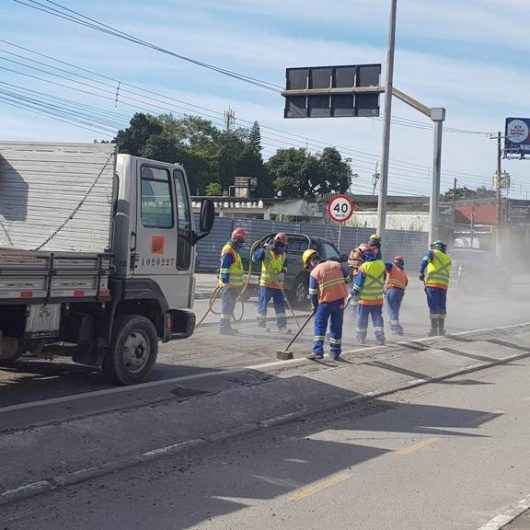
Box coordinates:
[169,387,209,400]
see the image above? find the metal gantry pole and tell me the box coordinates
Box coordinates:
[429,108,446,244]
[377,0,397,238]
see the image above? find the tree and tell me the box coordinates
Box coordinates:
[265,147,352,199]
[248,121,262,153]
[317,147,352,195]
[441,185,496,201]
[266,148,310,198]
[205,182,222,196]
[115,113,163,156]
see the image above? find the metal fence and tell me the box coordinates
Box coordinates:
[195,216,428,272]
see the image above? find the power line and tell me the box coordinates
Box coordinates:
[8,3,495,138]
[12,0,281,93]
[0,36,510,192]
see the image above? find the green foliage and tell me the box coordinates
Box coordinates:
[205,181,222,196]
[441,185,496,201]
[115,114,348,199]
[266,147,352,199]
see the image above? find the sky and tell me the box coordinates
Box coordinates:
[1,0,529,197]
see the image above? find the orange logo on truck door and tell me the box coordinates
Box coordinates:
[151,235,165,255]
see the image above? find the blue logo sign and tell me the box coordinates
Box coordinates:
[505,118,530,158]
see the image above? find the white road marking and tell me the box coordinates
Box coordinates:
[478,493,530,530]
[1,320,529,417]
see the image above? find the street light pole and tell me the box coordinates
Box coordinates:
[377,0,397,238]
[429,108,446,244]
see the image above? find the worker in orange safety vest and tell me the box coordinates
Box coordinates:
[384,256,409,336]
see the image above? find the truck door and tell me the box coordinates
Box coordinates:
[133,162,193,308]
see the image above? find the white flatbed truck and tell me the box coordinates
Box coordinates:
[0,142,214,384]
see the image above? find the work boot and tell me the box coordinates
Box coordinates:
[220,324,239,336]
[429,318,437,337]
[257,318,267,329]
[438,318,446,336]
[375,333,385,346]
[308,352,323,360]
[356,334,367,345]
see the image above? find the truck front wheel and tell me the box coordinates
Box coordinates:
[104,315,158,385]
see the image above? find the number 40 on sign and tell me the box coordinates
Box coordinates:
[326,194,356,224]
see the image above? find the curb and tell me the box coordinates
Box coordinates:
[2,329,529,508]
[479,494,530,530]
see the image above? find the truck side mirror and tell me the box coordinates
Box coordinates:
[199,199,215,234]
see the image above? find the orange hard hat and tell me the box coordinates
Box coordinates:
[274,232,288,245]
[231,227,247,241]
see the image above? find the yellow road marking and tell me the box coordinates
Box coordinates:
[289,471,352,502]
[395,437,440,456]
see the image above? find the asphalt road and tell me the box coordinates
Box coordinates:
[1,278,530,408]
[2,354,529,529]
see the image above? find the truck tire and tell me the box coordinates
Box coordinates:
[104,315,158,385]
[0,336,22,366]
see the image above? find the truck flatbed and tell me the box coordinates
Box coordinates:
[0,248,112,303]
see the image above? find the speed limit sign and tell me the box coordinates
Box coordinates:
[326,194,356,223]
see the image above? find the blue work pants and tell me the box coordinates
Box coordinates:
[425,287,447,317]
[385,287,404,334]
[257,287,287,329]
[313,299,345,358]
[220,287,237,329]
[356,304,385,343]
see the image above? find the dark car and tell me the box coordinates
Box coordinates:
[239,233,348,308]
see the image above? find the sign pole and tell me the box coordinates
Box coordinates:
[377,0,397,238]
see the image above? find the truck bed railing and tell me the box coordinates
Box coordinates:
[0,249,113,303]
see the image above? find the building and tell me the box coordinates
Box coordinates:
[191,194,448,232]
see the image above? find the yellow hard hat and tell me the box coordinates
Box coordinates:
[302,249,318,269]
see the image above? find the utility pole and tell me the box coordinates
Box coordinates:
[496,131,503,256]
[224,107,236,132]
[372,161,380,195]
[453,177,457,200]
[377,0,397,237]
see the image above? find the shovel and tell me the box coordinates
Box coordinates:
[276,309,315,360]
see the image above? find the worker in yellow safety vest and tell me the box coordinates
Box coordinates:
[419,240,452,336]
[252,233,289,332]
[218,227,247,335]
[351,245,386,345]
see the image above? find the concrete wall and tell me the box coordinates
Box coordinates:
[347,212,430,232]
[195,216,428,273]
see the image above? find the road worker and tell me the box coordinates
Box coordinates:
[385,256,409,335]
[253,233,289,332]
[351,246,386,345]
[303,249,348,361]
[347,243,370,316]
[419,240,452,336]
[368,233,382,259]
[218,227,247,335]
